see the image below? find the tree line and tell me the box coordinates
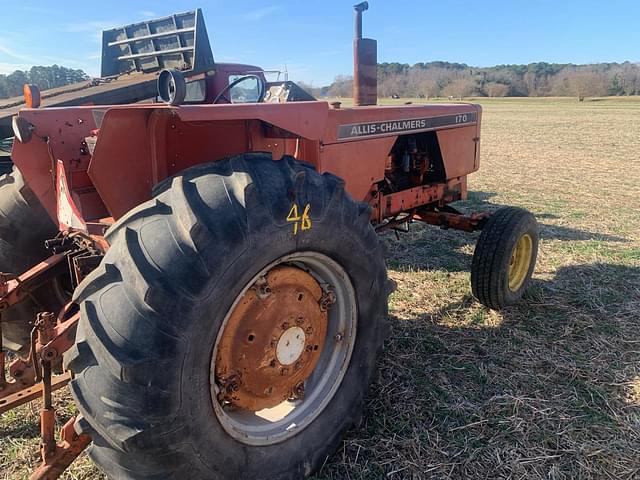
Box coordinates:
[315,62,640,100]
[0,65,89,99]
[3,62,639,102]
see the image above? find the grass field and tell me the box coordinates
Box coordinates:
[2,97,640,479]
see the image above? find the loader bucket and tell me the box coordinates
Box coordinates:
[101,9,215,78]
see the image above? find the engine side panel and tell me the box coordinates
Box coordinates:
[14,101,481,225]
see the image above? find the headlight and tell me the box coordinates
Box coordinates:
[11,116,34,144]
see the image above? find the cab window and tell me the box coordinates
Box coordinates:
[228,75,261,103]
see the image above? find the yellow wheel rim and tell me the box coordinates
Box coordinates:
[508,233,533,292]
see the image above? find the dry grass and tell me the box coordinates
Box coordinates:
[313,96,640,479]
[2,97,640,479]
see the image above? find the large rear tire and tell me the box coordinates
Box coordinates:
[0,167,58,352]
[65,154,390,479]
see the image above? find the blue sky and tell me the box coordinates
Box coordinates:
[1,1,639,86]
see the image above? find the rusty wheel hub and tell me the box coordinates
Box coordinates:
[215,266,329,411]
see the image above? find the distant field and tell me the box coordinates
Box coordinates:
[1,97,639,479]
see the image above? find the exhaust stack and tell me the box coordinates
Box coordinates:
[353,2,377,106]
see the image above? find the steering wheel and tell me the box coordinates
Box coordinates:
[213,75,266,104]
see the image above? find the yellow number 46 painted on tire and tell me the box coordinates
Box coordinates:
[287,203,312,235]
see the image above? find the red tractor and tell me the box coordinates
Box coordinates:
[1,5,538,479]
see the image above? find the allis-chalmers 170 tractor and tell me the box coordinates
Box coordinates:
[0,5,538,479]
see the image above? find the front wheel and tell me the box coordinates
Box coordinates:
[65,154,390,479]
[471,207,539,310]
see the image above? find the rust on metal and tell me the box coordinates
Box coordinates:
[36,312,56,346]
[414,210,490,232]
[29,417,92,480]
[0,350,4,389]
[0,312,79,414]
[0,254,67,311]
[35,312,57,461]
[0,308,82,480]
[0,357,37,404]
[40,407,56,459]
[25,310,91,480]
[215,266,328,411]
[371,183,446,222]
[39,312,80,364]
[0,373,71,415]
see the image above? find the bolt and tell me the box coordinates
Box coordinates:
[35,312,55,344]
[305,326,313,334]
[334,333,344,342]
[282,322,290,330]
[259,285,272,298]
[270,359,277,368]
[255,276,272,299]
[294,361,301,370]
[296,315,304,325]
[220,375,241,395]
[280,367,289,376]
[320,289,337,312]
[293,382,305,399]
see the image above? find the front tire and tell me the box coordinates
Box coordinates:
[65,154,390,479]
[471,207,538,310]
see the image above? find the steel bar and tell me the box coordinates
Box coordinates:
[0,372,71,414]
[0,338,5,388]
[118,46,193,61]
[29,417,92,480]
[0,254,67,310]
[108,27,195,47]
[414,210,490,232]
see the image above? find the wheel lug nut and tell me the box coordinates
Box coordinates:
[293,382,305,399]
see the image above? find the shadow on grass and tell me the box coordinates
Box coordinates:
[315,262,640,479]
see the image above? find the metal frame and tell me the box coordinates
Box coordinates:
[101,9,214,77]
